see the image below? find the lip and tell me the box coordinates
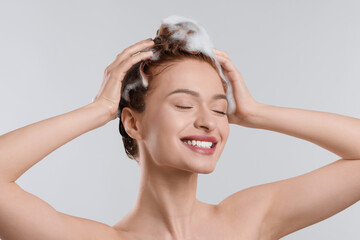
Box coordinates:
[180,135,218,144]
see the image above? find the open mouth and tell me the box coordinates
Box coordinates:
[180,138,218,155]
[181,139,217,149]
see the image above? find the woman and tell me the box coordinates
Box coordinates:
[0,15,359,240]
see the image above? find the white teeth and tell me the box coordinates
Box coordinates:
[183,140,213,148]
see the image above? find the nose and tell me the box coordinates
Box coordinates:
[193,104,216,131]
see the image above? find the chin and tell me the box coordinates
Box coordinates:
[196,167,216,174]
[158,156,217,174]
[198,161,218,174]
[183,157,218,174]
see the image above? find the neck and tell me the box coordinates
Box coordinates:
[123,156,201,239]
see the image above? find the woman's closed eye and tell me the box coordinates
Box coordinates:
[175,105,226,115]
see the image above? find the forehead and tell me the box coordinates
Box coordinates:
[150,58,224,95]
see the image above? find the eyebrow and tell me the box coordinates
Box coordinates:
[166,88,228,103]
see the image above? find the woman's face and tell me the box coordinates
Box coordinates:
[138,58,230,174]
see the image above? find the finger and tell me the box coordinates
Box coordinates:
[213,48,231,60]
[105,38,154,74]
[215,54,236,74]
[122,38,155,58]
[215,54,244,94]
[213,48,229,57]
[214,52,231,64]
[215,55,252,106]
[110,51,153,83]
[97,51,154,106]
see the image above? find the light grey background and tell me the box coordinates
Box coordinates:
[1,0,359,239]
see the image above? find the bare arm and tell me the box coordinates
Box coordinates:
[246,103,360,160]
[219,104,360,239]
[0,100,118,240]
[0,38,155,240]
[0,100,111,183]
[213,49,360,239]
[215,49,360,160]
[245,104,360,238]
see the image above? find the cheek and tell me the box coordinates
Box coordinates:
[220,119,230,141]
[145,106,188,159]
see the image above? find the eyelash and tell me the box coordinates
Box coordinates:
[175,105,226,115]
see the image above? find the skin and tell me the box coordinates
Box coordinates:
[0,38,359,240]
[114,58,230,239]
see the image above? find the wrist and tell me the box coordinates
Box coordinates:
[244,102,270,128]
[85,100,115,127]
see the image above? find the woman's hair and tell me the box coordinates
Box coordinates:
[118,24,227,164]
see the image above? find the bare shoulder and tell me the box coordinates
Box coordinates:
[218,159,360,239]
[257,159,360,239]
[217,183,276,239]
[56,212,123,240]
[0,182,123,240]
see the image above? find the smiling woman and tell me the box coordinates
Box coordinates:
[119,57,231,173]
[117,24,229,163]
[1,13,360,240]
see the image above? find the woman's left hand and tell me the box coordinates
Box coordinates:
[213,48,263,127]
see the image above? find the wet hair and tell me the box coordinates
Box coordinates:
[118,20,228,164]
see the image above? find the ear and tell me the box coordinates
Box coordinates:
[121,107,143,141]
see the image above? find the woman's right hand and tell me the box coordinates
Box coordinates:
[93,38,154,121]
